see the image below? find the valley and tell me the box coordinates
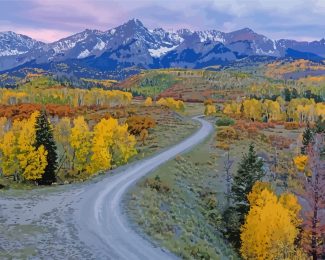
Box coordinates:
[0,17,325,260]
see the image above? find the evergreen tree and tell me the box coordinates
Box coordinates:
[284,88,291,102]
[291,88,299,99]
[231,143,264,215]
[223,144,264,248]
[301,122,314,155]
[315,116,325,134]
[35,110,58,185]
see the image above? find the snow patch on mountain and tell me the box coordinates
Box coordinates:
[53,41,77,54]
[78,49,90,59]
[93,39,106,51]
[149,45,178,57]
[0,49,28,56]
[197,31,225,43]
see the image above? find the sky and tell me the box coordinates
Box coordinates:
[0,0,324,42]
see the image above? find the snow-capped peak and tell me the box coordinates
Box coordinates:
[0,31,44,57]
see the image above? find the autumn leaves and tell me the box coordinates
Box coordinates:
[240,183,304,259]
[0,113,138,184]
[0,112,48,181]
[55,116,137,177]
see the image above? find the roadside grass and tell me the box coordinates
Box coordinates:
[180,102,205,117]
[125,124,239,259]
[125,119,303,259]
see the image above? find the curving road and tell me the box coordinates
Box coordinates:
[74,116,214,259]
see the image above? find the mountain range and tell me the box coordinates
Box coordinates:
[0,18,324,79]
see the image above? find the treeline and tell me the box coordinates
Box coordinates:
[224,97,325,123]
[248,85,324,102]
[0,111,137,184]
[0,88,132,107]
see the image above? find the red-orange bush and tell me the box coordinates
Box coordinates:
[126,115,156,135]
[284,122,300,130]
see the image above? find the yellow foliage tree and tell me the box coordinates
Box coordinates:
[204,104,216,116]
[88,117,137,174]
[112,123,137,165]
[241,184,302,260]
[243,99,262,121]
[315,103,325,118]
[88,118,115,174]
[0,131,19,178]
[157,97,185,111]
[16,112,48,181]
[293,155,308,172]
[70,116,92,173]
[223,102,241,117]
[144,97,153,106]
[263,100,282,121]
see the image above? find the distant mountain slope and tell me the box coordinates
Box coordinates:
[0,19,324,75]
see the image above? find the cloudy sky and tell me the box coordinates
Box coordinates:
[0,0,324,42]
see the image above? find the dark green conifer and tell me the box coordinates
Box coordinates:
[301,122,314,154]
[35,109,58,185]
[315,116,325,134]
[223,144,264,248]
[231,143,264,215]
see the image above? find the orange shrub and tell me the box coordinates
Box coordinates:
[216,126,238,141]
[0,104,78,120]
[126,115,156,135]
[284,122,300,130]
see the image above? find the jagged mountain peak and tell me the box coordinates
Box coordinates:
[234,27,255,33]
[126,18,145,27]
[116,18,147,32]
[0,19,324,72]
[0,31,44,57]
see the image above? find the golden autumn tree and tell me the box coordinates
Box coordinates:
[157,97,185,111]
[144,97,153,106]
[0,119,24,180]
[293,155,308,172]
[204,104,216,116]
[243,99,262,121]
[88,118,115,175]
[0,131,19,179]
[223,102,241,117]
[111,122,137,165]
[16,112,48,181]
[70,116,92,174]
[263,100,282,121]
[240,183,302,260]
[88,117,137,174]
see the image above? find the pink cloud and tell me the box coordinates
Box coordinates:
[15,28,74,42]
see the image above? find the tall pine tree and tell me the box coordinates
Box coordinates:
[231,143,264,215]
[35,110,58,185]
[301,122,314,155]
[223,143,265,248]
[315,116,325,134]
